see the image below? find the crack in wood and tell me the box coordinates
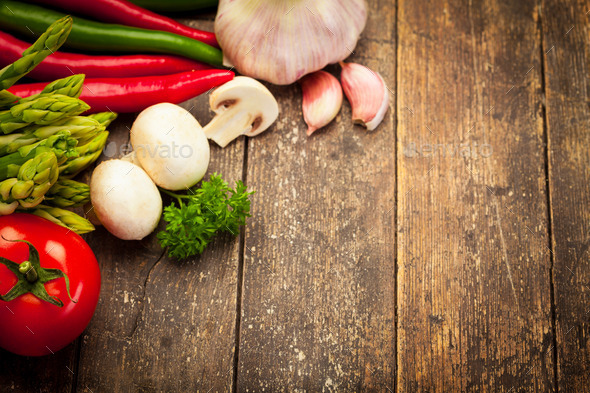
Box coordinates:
[128,249,167,340]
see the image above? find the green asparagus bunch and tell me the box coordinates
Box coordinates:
[29,204,95,234]
[45,179,89,208]
[0,17,117,234]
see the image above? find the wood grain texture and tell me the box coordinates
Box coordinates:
[397,0,554,391]
[66,16,245,393]
[0,345,77,392]
[4,3,590,392]
[75,94,244,393]
[235,1,397,391]
[542,0,590,391]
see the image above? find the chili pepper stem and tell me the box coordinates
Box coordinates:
[18,260,38,282]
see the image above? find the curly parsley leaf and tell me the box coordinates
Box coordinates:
[157,173,254,259]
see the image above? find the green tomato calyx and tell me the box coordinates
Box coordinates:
[0,238,76,307]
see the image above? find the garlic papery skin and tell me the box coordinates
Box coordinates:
[340,62,390,131]
[299,71,343,135]
[215,0,368,85]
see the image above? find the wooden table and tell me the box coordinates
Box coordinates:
[2,0,589,391]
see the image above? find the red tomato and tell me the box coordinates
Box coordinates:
[0,214,101,356]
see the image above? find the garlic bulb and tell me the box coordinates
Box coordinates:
[215,0,368,85]
[299,71,342,135]
[340,62,389,131]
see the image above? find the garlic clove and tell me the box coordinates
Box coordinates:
[215,0,367,85]
[299,71,343,136]
[340,62,390,131]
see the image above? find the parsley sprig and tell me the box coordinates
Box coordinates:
[157,173,254,259]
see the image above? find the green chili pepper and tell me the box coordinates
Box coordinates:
[0,0,223,67]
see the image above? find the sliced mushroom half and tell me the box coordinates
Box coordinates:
[203,76,279,148]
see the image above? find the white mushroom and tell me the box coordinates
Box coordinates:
[203,76,279,148]
[90,159,162,241]
[130,103,210,191]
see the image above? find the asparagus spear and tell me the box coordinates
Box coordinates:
[0,132,36,157]
[0,116,104,156]
[0,132,78,179]
[12,94,90,124]
[19,74,85,103]
[0,90,20,109]
[0,16,73,90]
[0,151,59,212]
[28,205,95,234]
[45,179,89,208]
[0,94,90,134]
[59,131,108,178]
[0,111,27,134]
[0,18,74,109]
[88,112,118,128]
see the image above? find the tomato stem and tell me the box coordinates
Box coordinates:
[0,239,75,307]
[18,260,38,283]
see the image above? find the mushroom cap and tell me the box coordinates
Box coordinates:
[130,103,210,190]
[209,76,279,137]
[90,159,162,241]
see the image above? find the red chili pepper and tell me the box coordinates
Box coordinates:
[8,70,234,114]
[0,30,210,81]
[28,0,219,48]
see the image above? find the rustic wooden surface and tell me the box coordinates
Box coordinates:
[542,0,590,391]
[397,0,555,391]
[76,101,245,392]
[236,0,396,390]
[0,0,589,392]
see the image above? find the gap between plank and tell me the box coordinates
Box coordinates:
[537,1,560,391]
[70,335,82,393]
[393,0,400,391]
[232,137,249,392]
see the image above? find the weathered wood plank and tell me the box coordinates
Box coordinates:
[73,17,245,393]
[235,1,397,391]
[1,15,242,393]
[397,0,554,391]
[0,346,77,392]
[541,0,590,390]
[75,96,244,391]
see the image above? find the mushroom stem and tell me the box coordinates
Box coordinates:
[202,77,279,148]
[203,108,253,148]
